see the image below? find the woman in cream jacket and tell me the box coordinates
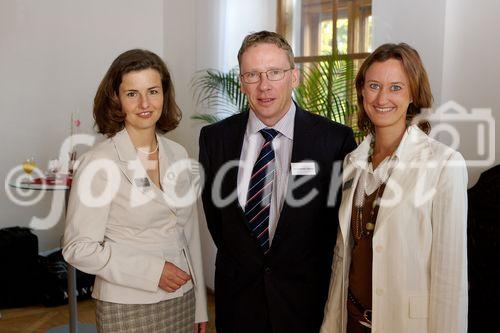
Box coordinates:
[63,49,207,333]
[320,43,468,333]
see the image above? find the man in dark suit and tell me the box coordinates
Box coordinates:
[199,31,356,333]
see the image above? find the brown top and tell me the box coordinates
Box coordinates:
[347,183,386,330]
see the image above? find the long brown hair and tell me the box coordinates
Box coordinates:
[355,43,433,135]
[93,49,181,137]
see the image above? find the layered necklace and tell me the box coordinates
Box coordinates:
[352,138,396,240]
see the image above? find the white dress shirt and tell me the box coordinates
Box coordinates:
[354,128,410,207]
[237,102,295,243]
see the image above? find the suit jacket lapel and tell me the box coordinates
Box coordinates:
[337,133,371,242]
[289,105,315,165]
[157,135,184,215]
[112,129,174,210]
[223,111,249,211]
[339,165,361,243]
[274,106,316,237]
[158,136,172,188]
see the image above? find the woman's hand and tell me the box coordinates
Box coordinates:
[194,322,207,333]
[158,262,191,292]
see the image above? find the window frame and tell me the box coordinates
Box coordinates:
[277,0,372,64]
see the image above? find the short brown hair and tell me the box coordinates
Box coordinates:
[355,43,433,135]
[93,49,181,137]
[237,31,295,69]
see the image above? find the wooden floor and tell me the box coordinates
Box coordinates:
[0,291,216,333]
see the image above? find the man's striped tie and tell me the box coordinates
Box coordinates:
[245,128,279,253]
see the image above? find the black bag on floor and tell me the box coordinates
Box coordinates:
[0,226,41,308]
[39,249,95,307]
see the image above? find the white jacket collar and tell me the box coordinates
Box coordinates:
[348,125,432,168]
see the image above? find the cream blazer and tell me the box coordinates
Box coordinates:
[63,129,208,323]
[321,125,468,333]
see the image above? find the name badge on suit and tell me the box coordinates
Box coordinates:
[291,162,317,175]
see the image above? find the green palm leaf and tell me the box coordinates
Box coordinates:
[295,55,357,127]
[191,68,247,123]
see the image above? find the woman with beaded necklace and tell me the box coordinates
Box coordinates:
[320,43,468,333]
[63,49,208,333]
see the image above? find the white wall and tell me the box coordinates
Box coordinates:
[223,0,278,70]
[372,0,499,186]
[0,0,164,251]
[440,0,499,185]
[372,0,447,105]
[163,0,226,292]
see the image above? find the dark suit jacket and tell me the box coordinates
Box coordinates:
[199,105,356,333]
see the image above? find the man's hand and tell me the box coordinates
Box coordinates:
[158,262,191,292]
[194,322,207,333]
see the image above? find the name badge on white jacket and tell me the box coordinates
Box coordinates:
[134,177,150,187]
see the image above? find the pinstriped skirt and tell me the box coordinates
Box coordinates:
[95,289,195,333]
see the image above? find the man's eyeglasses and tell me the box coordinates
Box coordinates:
[240,68,294,84]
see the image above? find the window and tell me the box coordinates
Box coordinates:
[277,0,372,138]
[278,0,372,60]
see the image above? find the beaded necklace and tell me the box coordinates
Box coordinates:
[352,138,395,240]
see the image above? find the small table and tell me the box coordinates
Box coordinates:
[8,181,96,333]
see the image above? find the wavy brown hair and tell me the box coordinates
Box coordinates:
[355,43,433,135]
[93,49,181,137]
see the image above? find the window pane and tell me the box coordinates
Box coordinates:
[278,0,371,138]
[336,18,348,54]
[319,20,333,55]
[299,0,333,57]
[365,15,373,52]
[281,0,372,57]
